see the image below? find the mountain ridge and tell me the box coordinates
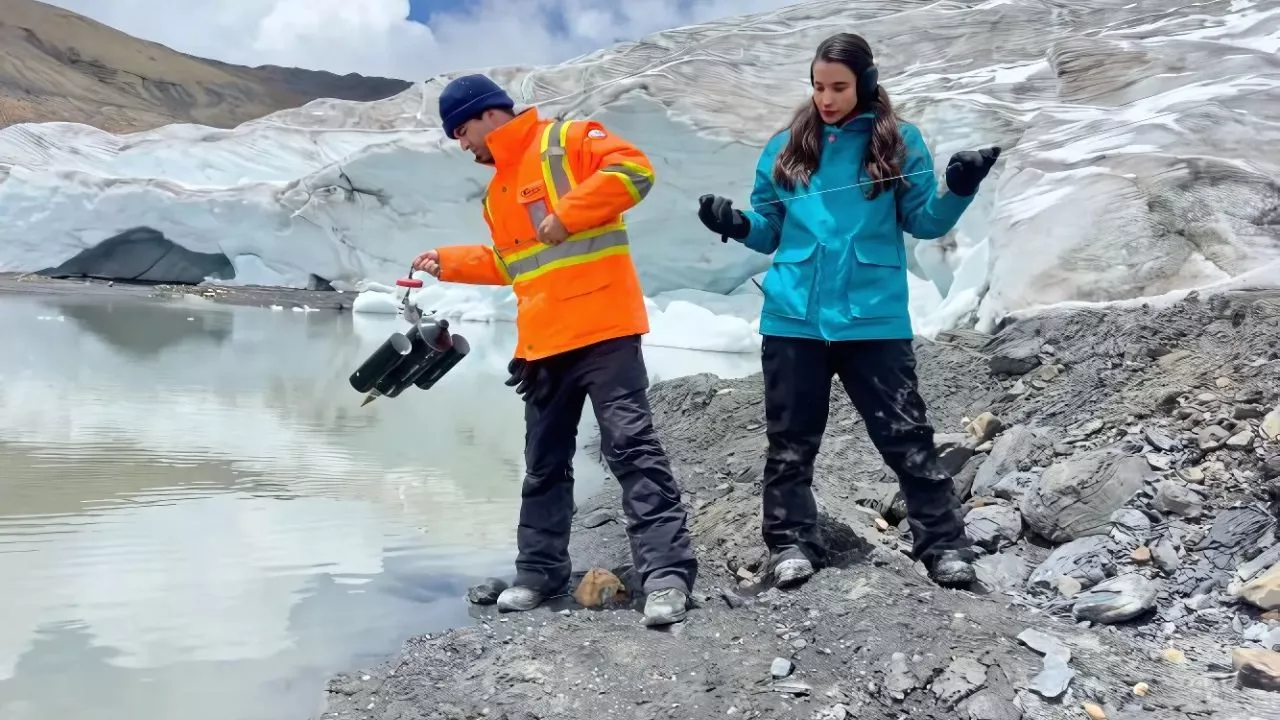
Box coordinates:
[0,0,413,133]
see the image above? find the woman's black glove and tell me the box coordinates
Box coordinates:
[505,357,556,404]
[697,194,751,242]
[945,147,1001,197]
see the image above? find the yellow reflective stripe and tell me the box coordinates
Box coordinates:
[505,228,630,279]
[600,160,653,203]
[513,244,631,285]
[501,220,626,266]
[538,121,576,204]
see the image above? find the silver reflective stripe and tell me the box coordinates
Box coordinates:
[505,228,629,280]
[542,121,574,201]
[600,163,653,201]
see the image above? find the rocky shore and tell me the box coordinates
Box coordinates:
[319,286,1280,720]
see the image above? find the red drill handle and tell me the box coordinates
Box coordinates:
[396,277,424,288]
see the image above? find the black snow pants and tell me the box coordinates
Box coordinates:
[513,334,699,596]
[760,335,969,567]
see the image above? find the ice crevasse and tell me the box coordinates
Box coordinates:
[1,0,1278,354]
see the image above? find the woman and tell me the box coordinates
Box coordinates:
[695,32,999,589]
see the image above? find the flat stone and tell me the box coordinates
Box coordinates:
[1198,425,1231,451]
[958,690,1024,720]
[1146,453,1173,471]
[988,336,1043,376]
[1239,564,1280,612]
[1029,536,1117,591]
[931,657,987,706]
[1232,648,1280,692]
[1153,480,1204,518]
[578,508,616,528]
[1072,574,1159,624]
[1144,428,1178,452]
[1131,546,1152,564]
[1226,430,1255,450]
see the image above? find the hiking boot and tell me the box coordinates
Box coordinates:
[496,586,544,612]
[927,549,977,588]
[775,557,815,588]
[642,588,689,626]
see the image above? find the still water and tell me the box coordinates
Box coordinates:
[0,292,760,720]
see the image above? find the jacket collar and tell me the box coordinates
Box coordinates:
[824,110,876,134]
[485,107,542,168]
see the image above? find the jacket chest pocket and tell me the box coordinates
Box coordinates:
[492,180,550,259]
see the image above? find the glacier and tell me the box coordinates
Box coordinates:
[1,0,1278,350]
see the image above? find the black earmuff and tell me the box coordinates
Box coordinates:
[859,65,879,101]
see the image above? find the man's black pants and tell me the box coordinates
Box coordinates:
[514,334,698,596]
[760,335,969,567]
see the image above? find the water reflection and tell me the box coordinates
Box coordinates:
[0,293,760,720]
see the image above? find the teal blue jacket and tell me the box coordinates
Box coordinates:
[740,113,974,341]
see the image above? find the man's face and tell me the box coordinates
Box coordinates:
[455,110,503,165]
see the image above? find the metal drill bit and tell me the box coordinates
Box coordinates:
[360,392,379,407]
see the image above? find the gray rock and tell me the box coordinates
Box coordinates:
[578,508,615,528]
[937,433,979,477]
[965,504,1023,552]
[885,652,919,699]
[770,657,794,679]
[1145,453,1173,471]
[1017,628,1071,663]
[1226,430,1255,450]
[975,552,1031,593]
[992,472,1038,504]
[958,691,1024,720]
[953,454,985,500]
[1020,450,1149,543]
[1071,574,1158,624]
[1153,480,1204,518]
[1151,536,1181,574]
[1264,455,1280,481]
[1144,428,1178,452]
[1198,425,1231,451]
[1029,536,1117,590]
[1028,654,1074,699]
[1235,387,1265,404]
[1110,508,1152,546]
[988,336,1043,376]
[1234,405,1265,420]
[972,426,1054,498]
[467,577,509,605]
[932,657,988,706]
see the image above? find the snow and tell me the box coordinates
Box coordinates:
[2,0,1279,351]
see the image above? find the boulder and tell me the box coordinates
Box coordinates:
[972,426,1054,498]
[1029,536,1117,591]
[1020,450,1149,543]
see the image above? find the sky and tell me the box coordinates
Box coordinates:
[45,0,802,81]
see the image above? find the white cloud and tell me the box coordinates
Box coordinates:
[44,0,802,81]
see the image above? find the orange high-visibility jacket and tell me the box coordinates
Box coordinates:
[435,108,655,361]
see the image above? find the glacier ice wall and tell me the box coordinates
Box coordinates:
[1,0,1278,336]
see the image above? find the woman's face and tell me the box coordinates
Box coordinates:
[812,59,858,125]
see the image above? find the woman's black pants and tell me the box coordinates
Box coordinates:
[760,335,969,567]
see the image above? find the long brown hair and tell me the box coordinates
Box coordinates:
[772,33,907,199]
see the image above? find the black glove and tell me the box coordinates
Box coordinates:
[697,194,751,242]
[505,357,556,404]
[945,146,1001,197]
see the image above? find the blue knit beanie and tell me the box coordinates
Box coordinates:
[439,74,515,138]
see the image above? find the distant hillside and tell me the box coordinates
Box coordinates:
[0,0,413,133]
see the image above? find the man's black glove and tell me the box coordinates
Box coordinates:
[697,194,751,242]
[505,357,556,405]
[945,146,1001,197]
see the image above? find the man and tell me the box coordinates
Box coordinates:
[412,73,698,626]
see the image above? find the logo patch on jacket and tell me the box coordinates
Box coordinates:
[587,128,607,139]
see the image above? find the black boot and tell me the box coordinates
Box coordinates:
[925,548,977,588]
